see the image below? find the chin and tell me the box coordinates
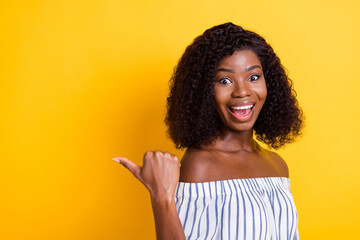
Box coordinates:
[226,122,256,133]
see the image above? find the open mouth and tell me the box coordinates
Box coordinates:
[228,104,255,120]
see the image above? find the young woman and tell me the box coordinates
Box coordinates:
[113,22,304,240]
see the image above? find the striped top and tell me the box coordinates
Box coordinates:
[175,177,299,240]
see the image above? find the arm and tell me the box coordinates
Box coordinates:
[151,194,185,240]
[113,150,186,240]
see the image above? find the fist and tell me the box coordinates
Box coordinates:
[113,150,181,199]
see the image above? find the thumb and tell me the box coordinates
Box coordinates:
[113,157,142,181]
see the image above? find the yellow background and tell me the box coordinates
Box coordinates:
[1,0,359,239]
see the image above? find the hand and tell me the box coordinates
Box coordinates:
[113,150,181,200]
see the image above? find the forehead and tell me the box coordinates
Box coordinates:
[217,50,262,71]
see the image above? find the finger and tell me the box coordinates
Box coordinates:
[154,150,163,159]
[112,157,142,180]
[142,151,154,167]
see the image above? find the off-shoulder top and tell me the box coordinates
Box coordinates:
[175,177,299,240]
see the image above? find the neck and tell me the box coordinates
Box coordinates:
[204,128,258,153]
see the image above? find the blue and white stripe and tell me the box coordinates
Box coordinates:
[175,177,299,240]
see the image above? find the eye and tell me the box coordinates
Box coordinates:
[218,78,232,85]
[249,75,260,82]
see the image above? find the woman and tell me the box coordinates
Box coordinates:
[113,22,303,240]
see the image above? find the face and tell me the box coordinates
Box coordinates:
[214,50,267,132]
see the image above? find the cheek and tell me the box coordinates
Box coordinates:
[260,82,267,100]
[263,88,267,100]
[214,90,229,119]
[214,88,226,106]
[214,97,224,115]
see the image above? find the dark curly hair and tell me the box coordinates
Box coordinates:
[165,22,304,149]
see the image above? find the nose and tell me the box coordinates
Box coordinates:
[231,81,251,98]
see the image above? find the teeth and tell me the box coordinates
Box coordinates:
[231,105,254,110]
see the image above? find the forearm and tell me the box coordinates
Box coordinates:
[151,196,186,240]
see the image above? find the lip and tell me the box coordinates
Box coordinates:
[229,101,256,108]
[228,103,255,121]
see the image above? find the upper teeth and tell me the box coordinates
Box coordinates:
[231,105,253,110]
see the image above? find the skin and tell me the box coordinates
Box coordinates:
[180,50,288,183]
[113,50,289,239]
[113,151,184,240]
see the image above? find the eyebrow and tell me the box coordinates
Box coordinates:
[216,65,261,73]
[245,65,261,71]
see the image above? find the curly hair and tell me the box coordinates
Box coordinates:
[165,22,304,149]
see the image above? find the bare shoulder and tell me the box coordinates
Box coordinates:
[179,148,217,183]
[266,150,289,178]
